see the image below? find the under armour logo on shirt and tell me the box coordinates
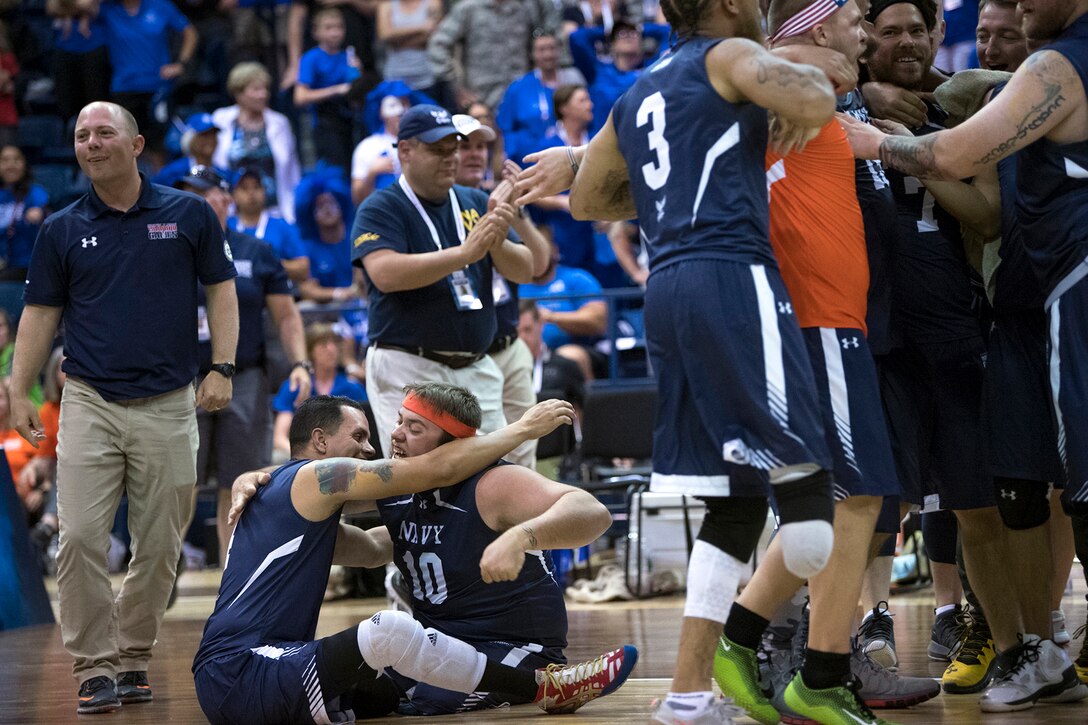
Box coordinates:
[1001,489,1016,500]
[841,337,860,349]
[777,301,793,315]
[81,236,97,248]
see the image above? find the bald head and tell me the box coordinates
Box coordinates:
[78,102,140,139]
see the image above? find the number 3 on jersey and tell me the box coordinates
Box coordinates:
[637,92,671,190]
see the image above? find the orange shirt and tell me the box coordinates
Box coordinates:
[3,429,40,495]
[38,401,60,459]
[766,120,869,332]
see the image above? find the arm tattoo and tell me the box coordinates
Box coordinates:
[521,524,539,548]
[756,60,821,90]
[586,168,635,219]
[315,460,354,496]
[977,52,1069,165]
[315,459,394,496]
[878,135,944,179]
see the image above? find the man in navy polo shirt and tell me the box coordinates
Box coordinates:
[9,102,239,715]
[350,104,530,449]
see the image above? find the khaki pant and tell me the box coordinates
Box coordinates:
[56,378,198,683]
[365,346,507,453]
[489,339,537,468]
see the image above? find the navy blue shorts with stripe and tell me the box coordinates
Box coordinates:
[195,641,353,725]
[644,259,831,498]
[387,640,562,715]
[986,309,1064,486]
[1048,269,1088,509]
[876,337,991,511]
[802,328,901,502]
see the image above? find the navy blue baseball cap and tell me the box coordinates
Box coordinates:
[176,165,230,192]
[396,104,461,144]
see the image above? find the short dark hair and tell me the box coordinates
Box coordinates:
[867,0,937,31]
[401,382,481,443]
[518,299,541,318]
[289,395,367,456]
[977,0,1017,12]
[660,0,713,37]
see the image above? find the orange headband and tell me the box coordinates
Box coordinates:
[402,391,477,439]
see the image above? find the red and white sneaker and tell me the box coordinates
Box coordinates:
[534,645,638,714]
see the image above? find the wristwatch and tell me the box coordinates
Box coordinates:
[210,362,236,379]
[292,361,314,374]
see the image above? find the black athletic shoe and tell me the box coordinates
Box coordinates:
[77,676,121,714]
[928,604,967,661]
[116,671,153,703]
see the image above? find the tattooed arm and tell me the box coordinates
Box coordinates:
[710,38,836,129]
[476,467,611,583]
[569,113,638,222]
[843,50,1085,179]
[292,398,576,520]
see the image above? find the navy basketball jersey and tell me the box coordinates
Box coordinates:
[193,459,339,673]
[988,84,1047,312]
[378,462,567,650]
[611,37,773,272]
[1016,12,1088,299]
[885,103,981,344]
[839,90,899,354]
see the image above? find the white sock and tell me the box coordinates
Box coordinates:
[935,604,957,617]
[664,691,715,717]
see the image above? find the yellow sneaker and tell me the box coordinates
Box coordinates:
[942,616,996,694]
[1074,624,1088,684]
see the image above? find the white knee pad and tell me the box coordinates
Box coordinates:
[778,521,834,578]
[682,540,749,623]
[356,610,486,693]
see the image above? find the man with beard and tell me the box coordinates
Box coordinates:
[842,0,1088,711]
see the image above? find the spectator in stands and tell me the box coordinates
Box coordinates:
[228,166,310,283]
[520,241,607,381]
[935,0,978,71]
[350,103,529,446]
[455,116,551,469]
[0,23,16,148]
[174,164,309,563]
[522,84,596,272]
[47,0,110,124]
[0,309,40,406]
[351,92,405,205]
[284,0,378,91]
[569,19,670,133]
[517,299,585,411]
[427,0,559,109]
[271,322,366,460]
[497,31,585,167]
[464,100,505,187]
[152,113,230,188]
[294,8,362,173]
[27,345,64,561]
[377,0,442,93]
[0,145,49,282]
[174,0,232,105]
[607,220,647,286]
[295,164,363,304]
[0,382,52,523]
[98,0,198,155]
[562,0,631,34]
[212,62,301,224]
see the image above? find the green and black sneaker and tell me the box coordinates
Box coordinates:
[783,672,899,725]
[713,634,780,725]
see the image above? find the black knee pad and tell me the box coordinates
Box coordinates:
[695,496,769,563]
[775,469,834,526]
[994,478,1050,530]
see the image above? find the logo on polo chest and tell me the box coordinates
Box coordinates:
[147,223,178,240]
[81,236,97,248]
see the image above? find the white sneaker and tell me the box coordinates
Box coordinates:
[979,635,1088,712]
[1052,609,1071,645]
[650,696,746,724]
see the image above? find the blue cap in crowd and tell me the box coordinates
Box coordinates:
[396,104,461,144]
[175,165,230,192]
[186,113,219,135]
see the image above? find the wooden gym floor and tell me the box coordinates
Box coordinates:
[2,572,1087,724]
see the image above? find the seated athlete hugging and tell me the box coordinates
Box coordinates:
[194,394,635,724]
